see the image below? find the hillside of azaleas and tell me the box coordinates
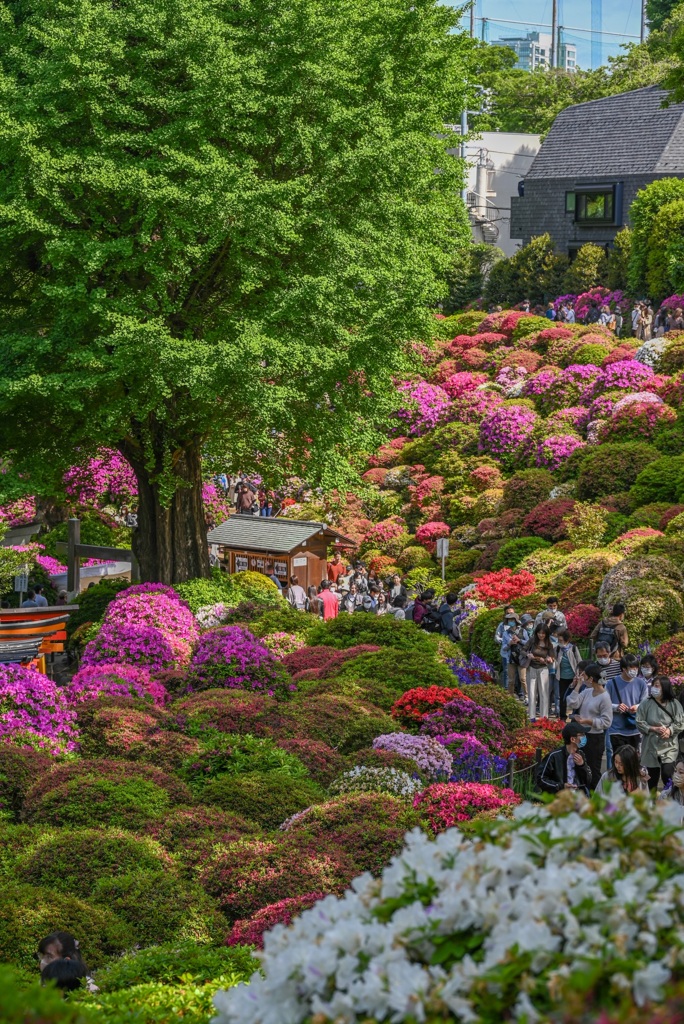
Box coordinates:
[6,304,684,1023]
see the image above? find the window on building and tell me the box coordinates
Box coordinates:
[575,189,615,223]
[565,192,576,213]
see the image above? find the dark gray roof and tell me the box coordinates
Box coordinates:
[526,86,684,179]
[207,516,354,552]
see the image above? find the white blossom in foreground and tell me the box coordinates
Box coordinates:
[213,790,684,1024]
[329,766,423,798]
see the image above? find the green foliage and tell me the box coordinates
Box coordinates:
[647,0,681,31]
[93,940,258,992]
[491,537,551,570]
[501,469,554,514]
[606,227,632,292]
[0,746,51,823]
[200,772,325,830]
[15,827,174,898]
[288,694,398,752]
[66,578,130,637]
[77,977,235,1024]
[174,569,246,613]
[484,235,568,307]
[629,177,684,293]
[565,502,609,549]
[629,455,684,508]
[24,777,173,831]
[646,198,684,299]
[0,966,95,1022]
[510,316,550,343]
[182,732,309,784]
[0,879,133,974]
[247,605,312,639]
[464,684,527,731]
[576,443,662,500]
[573,343,610,365]
[468,608,507,664]
[90,870,226,947]
[320,649,456,710]
[42,516,130,561]
[307,614,436,653]
[562,243,608,294]
[443,243,504,314]
[0,0,471,582]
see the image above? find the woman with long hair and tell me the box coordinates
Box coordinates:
[566,663,613,790]
[595,744,649,796]
[636,674,684,791]
[524,623,555,723]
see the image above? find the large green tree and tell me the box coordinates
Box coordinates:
[0,0,471,582]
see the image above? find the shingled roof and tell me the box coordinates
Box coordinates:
[526,86,684,180]
[207,516,354,552]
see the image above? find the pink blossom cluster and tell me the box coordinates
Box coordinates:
[0,496,37,528]
[372,732,453,780]
[479,404,538,460]
[414,521,450,553]
[438,371,487,398]
[450,388,503,424]
[363,518,406,546]
[202,482,233,528]
[66,663,168,706]
[0,664,79,753]
[190,625,279,692]
[83,587,198,670]
[396,381,451,435]
[413,780,520,829]
[63,448,137,508]
[535,434,586,471]
[547,406,590,433]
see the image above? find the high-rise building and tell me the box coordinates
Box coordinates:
[493,31,577,72]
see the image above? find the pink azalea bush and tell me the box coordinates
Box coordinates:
[0,496,37,528]
[0,664,79,753]
[82,622,180,671]
[438,371,487,397]
[261,632,305,659]
[66,663,168,706]
[479,405,538,464]
[103,589,199,665]
[414,521,450,553]
[535,434,586,471]
[63,448,137,508]
[225,893,325,949]
[190,626,280,692]
[413,781,520,831]
[397,381,451,435]
[565,604,601,639]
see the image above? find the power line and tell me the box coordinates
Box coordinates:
[475,15,640,39]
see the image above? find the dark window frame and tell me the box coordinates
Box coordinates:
[573,185,616,225]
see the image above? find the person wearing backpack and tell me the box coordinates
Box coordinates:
[436,591,459,639]
[590,602,628,657]
[605,654,648,761]
[636,675,684,791]
[413,589,436,627]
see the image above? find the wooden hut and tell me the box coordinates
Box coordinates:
[206,517,355,591]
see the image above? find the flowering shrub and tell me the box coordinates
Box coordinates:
[473,567,536,608]
[214,792,684,1024]
[0,665,78,754]
[82,621,180,671]
[438,370,487,395]
[63,448,137,509]
[535,433,585,470]
[201,481,233,528]
[565,603,601,638]
[397,381,451,435]
[372,733,453,781]
[66,663,168,706]
[196,602,230,629]
[654,634,684,676]
[420,697,506,753]
[447,653,495,687]
[329,765,422,798]
[564,501,609,549]
[390,686,472,728]
[190,627,280,693]
[441,733,508,783]
[601,399,676,442]
[600,358,655,392]
[226,893,325,950]
[260,632,305,660]
[413,780,520,830]
[479,404,538,464]
[0,495,37,527]
[414,520,450,553]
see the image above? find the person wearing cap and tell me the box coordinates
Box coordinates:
[495,605,517,687]
[535,721,592,795]
[566,663,613,790]
[501,612,529,703]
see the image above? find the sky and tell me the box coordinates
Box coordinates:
[449,0,645,69]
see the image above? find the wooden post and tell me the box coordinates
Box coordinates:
[67,518,81,598]
[507,754,516,789]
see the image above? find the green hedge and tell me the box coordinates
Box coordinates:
[93,940,257,992]
[201,772,325,830]
[307,615,436,653]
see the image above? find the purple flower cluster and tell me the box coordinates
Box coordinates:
[372,732,453,781]
[190,626,279,692]
[66,663,168,706]
[420,698,506,753]
[0,496,37,528]
[450,389,503,425]
[479,404,538,462]
[63,448,137,507]
[436,732,508,782]
[547,406,590,433]
[523,369,559,398]
[397,381,451,435]
[599,359,655,392]
[101,590,198,665]
[82,621,179,671]
[535,434,586,470]
[0,664,79,753]
[447,654,495,687]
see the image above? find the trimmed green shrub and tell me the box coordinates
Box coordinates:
[624,502,674,531]
[629,455,684,509]
[181,732,309,785]
[142,805,257,874]
[573,343,610,365]
[576,443,661,501]
[247,605,312,639]
[462,684,526,731]
[0,879,133,974]
[511,315,551,343]
[315,650,456,712]
[501,469,554,514]
[468,608,507,665]
[75,697,198,770]
[90,870,226,946]
[175,569,280,613]
[77,978,232,1024]
[23,776,173,831]
[0,966,94,1021]
[307,615,435,653]
[0,745,52,822]
[93,940,258,992]
[0,823,56,879]
[66,578,130,639]
[286,694,397,752]
[491,537,551,570]
[23,760,190,814]
[200,771,325,830]
[16,828,174,898]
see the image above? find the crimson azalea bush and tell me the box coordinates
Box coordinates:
[413,781,520,831]
[225,892,325,949]
[565,603,601,639]
[0,665,78,754]
[414,521,450,552]
[189,626,282,693]
[75,698,199,769]
[66,663,168,706]
[473,568,536,608]
[655,634,684,676]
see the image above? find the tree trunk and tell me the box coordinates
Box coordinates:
[119,440,210,584]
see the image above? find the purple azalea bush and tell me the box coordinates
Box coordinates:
[447,654,495,687]
[535,434,586,471]
[420,697,506,753]
[0,664,79,753]
[66,663,168,706]
[479,405,538,464]
[372,733,453,781]
[437,731,508,783]
[397,381,451,435]
[190,626,280,692]
[100,591,199,665]
[82,621,179,671]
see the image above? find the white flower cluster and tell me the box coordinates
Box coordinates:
[196,603,229,629]
[635,337,668,369]
[213,792,684,1024]
[329,766,422,799]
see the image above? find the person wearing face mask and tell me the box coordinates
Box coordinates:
[501,612,529,704]
[523,623,555,723]
[566,663,613,790]
[605,654,648,761]
[535,721,592,795]
[595,744,650,796]
[660,760,684,817]
[594,641,621,681]
[636,675,684,791]
[495,605,517,686]
[639,655,658,688]
[554,629,581,722]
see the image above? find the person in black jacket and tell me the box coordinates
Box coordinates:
[535,721,592,796]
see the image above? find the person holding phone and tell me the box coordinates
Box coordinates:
[566,663,613,790]
[535,721,592,796]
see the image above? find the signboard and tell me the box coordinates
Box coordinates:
[292,556,307,567]
[235,556,248,572]
[274,561,288,578]
[14,574,28,593]
[436,538,450,559]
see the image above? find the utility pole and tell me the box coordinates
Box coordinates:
[469,0,475,38]
[551,0,558,67]
[641,0,648,42]
[460,108,468,203]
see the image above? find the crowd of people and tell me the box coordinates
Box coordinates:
[213,473,277,517]
[487,298,684,339]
